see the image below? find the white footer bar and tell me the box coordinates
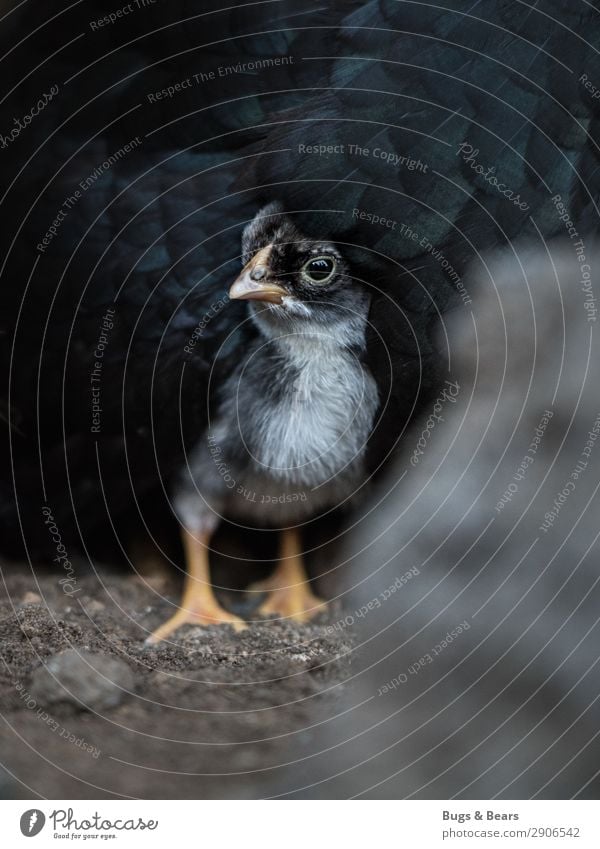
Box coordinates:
[1,800,597,847]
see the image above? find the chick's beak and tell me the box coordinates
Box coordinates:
[229,245,287,304]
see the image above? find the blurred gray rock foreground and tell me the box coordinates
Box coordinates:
[282,242,600,798]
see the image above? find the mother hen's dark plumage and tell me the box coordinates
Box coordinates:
[0,0,599,635]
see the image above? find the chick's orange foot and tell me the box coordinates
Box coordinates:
[146,605,247,645]
[255,583,328,623]
[249,528,328,623]
[146,528,247,645]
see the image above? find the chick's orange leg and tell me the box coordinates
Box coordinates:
[256,527,327,622]
[146,528,246,644]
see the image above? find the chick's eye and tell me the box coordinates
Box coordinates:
[302,256,336,283]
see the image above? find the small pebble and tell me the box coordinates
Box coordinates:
[21,591,41,605]
[141,575,171,593]
[29,649,135,712]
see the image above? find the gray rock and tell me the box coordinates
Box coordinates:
[28,650,134,712]
[0,764,19,800]
[273,243,600,799]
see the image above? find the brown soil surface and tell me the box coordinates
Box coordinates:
[0,558,352,799]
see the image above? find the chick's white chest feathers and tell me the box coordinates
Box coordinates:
[250,340,377,486]
[219,331,379,500]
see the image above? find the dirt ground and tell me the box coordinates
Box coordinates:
[0,554,353,799]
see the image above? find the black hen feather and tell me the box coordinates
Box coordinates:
[0,0,598,564]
